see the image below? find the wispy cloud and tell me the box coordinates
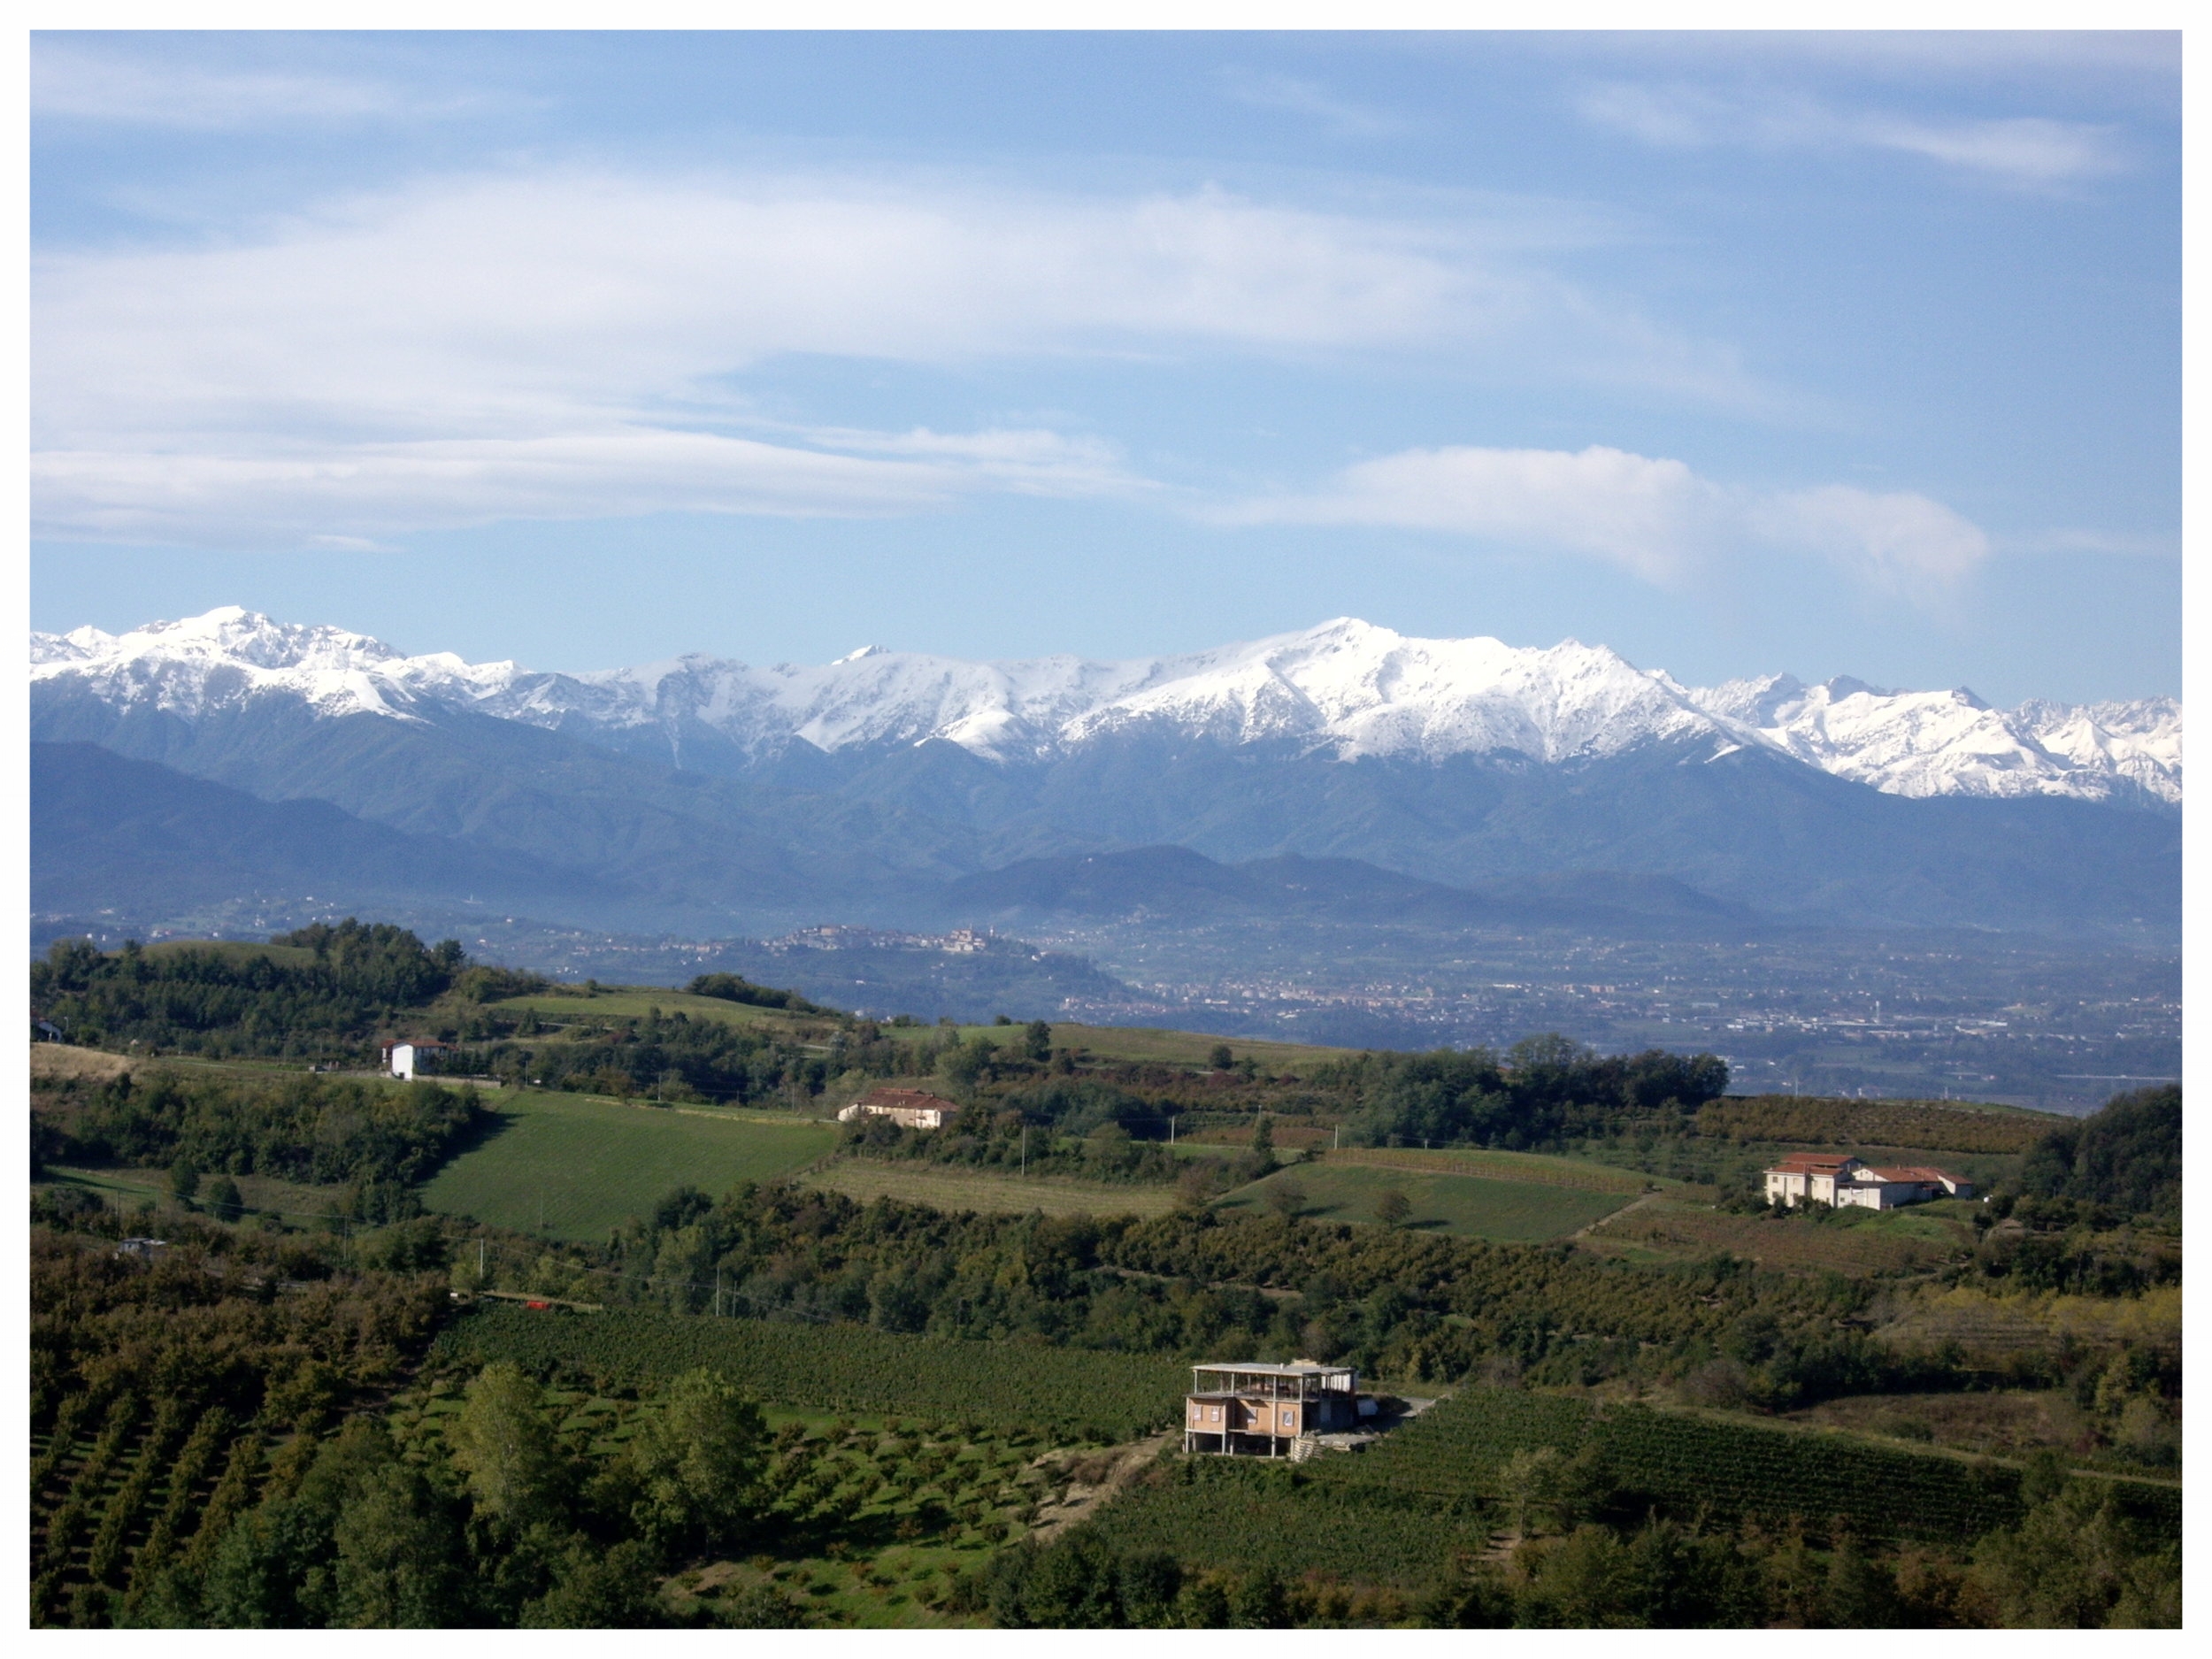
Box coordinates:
[32,431,987,549]
[1219,68,1409,139]
[30,41,503,129]
[31,165,1767,547]
[1577,81,2127,189]
[1225,444,1990,599]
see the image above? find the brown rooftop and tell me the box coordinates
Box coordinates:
[1767,1153,1858,1173]
[862,1087,957,1110]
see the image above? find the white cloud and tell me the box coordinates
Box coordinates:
[1577,81,2127,188]
[30,42,496,129]
[32,431,964,549]
[31,165,1760,547]
[1229,444,1990,597]
[1219,69,1409,139]
[1747,486,1989,595]
[1227,445,1728,584]
[1863,116,2124,187]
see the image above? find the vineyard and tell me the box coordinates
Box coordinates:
[1083,1455,1494,1587]
[1079,1384,2181,1595]
[1318,1387,2180,1548]
[1293,1386,2021,1543]
[432,1305,1189,1440]
[1330,1148,1652,1194]
[1694,1096,2051,1156]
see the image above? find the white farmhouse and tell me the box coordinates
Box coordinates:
[1764,1153,1974,1210]
[381,1039,450,1081]
[836,1087,960,1129]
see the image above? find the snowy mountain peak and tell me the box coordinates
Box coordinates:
[28,607,2180,807]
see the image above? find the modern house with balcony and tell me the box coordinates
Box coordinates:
[1183,1360,1366,1457]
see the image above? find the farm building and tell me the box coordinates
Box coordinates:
[1764,1154,1973,1210]
[837,1087,961,1130]
[1184,1360,1366,1458]
[382,1040,450,1081]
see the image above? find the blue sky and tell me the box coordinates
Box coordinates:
[29,30,2179,704]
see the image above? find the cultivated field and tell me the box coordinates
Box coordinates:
[1329,1145,1659,1194]
[804,1162,1184,1219]
[417,1090,835,1238]
[488,987,810,1032]
[29,1046,134,1083]
[1216,1160,1632,1241]
[1581,1194,1980,1274]
[1783,1389,2103,1463]
[1091,1383,2177,1576]
[435,1303,1188,1438]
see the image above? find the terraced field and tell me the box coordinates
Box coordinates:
[417,1090,834,1238]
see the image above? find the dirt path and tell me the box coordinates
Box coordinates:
[1028,1432,1173,1540]
[1572,1188,1664,1240]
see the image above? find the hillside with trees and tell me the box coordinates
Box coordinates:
[27,920,2182,1628]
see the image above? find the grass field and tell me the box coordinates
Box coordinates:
[29,1046,134,1082]
[138,939,317,968]
[1583,1194,1980,1274]
[1216,1160,1632,1241]
[417,1090,836,1238]
[488,987,810,1032]
[805,1161,1184,1219]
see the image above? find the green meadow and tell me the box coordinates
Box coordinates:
[488,987,810,1031]
[418,1089,836,1239]
[1216,1158,1634,1242]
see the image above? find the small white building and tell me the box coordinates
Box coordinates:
[382,1040,450,1081]
[1765,1154,1973,1210]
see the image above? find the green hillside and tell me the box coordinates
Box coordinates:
[418,1090,834,1238]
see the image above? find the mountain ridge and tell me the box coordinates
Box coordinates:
[34,607,2181,808]
[30,610,2181,941]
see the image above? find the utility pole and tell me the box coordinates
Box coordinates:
[478,1237,486,1282]
[715,1265,723,1318]
[1333,1125,1340,1150]
[1169,1116,1176,1145]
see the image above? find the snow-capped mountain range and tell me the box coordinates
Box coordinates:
[32,606,2181,808]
